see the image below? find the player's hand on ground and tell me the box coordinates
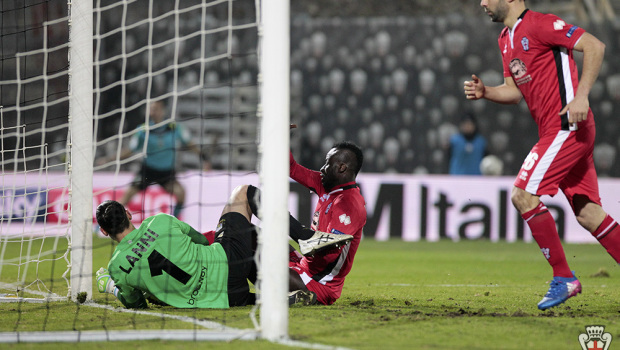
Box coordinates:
[464,74,485,100]
[96,267,116,294]
[559,95,589,124]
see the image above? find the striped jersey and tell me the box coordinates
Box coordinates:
[499,9,593,137]
[290,152,366,302]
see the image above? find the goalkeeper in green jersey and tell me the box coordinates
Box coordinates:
[96,185,258,308]
[96,185,352,308]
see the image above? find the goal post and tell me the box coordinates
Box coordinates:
[257,0,290,341]
[69,0,94,302]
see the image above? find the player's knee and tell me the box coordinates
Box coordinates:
[230,184,249,202]
[575,203,606,232]
[510,187,538,214]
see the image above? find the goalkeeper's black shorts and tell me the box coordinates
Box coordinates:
[215,212,257,306]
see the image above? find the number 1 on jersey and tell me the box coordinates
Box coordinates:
[148,249,191,285]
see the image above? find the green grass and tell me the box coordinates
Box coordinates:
[2,237,620,349]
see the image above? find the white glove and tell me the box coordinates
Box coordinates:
[96,267,118,296]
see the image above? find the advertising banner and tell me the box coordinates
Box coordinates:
[2,171,619,243]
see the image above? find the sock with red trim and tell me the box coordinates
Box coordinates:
[522,202,573,278]
[591,214,620,264]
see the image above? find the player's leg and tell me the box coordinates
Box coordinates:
[121,165,150,206]
[221,185,253,222]
[213,206,257,306]
[246,184,312,240]
[512,187,573,279]
[163,179,185,217]
[120,184,140,206]
[287,268,317,306]
[513,131,585,310]
[246,185,352,256]
[563,156,620,264]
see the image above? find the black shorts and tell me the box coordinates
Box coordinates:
[214,212,257,306]
[133,165,175,190]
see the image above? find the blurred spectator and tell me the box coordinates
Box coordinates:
[593,143,616,177]
[448,114,487,175]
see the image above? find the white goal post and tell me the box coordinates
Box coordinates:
[69,0,94,303]
[257,0,290,341]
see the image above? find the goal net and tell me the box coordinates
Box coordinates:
[1,0,289,343]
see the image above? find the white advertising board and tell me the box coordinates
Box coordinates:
[2,171,619,243]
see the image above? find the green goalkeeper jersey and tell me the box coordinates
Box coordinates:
[108,213,229,308]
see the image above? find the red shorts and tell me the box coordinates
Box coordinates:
[289,264,338,305]
[514,125,601,210]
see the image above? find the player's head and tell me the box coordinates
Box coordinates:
[320,141,363,191]
[459,113,478,138]
[96,200,131,239]
[480,0,513,23]
[148,100,166,122]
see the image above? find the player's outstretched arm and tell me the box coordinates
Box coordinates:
[97,267,147,308]
[464,74,522,105]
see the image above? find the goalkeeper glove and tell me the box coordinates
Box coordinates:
[96,267,118,296]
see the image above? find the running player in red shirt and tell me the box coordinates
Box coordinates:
[288,139,367,305]
[465,0,619,310]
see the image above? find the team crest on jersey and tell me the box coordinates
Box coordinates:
[521,37,529,51]
[553,19,565,30]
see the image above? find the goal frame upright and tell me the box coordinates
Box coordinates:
[258,0,290,341]
[69,0,94,302]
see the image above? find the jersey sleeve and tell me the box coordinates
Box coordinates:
[499,29,511,78]
[129,126,145,153]
[531,13,585,49]
[108,264,148,309]
[115,284,148,309]
[175,123,192,146]
[290,150,324,196]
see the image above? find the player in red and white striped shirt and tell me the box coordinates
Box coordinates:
[465,0,620,310]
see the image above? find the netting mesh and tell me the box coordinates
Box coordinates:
[1,0,264,341]
[0,1,71,302]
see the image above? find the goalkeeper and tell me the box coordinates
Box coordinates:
[97,99,211,218]
[96,185,352,309]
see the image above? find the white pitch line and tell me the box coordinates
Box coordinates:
[377,283,609,288]
[379,283,502,287]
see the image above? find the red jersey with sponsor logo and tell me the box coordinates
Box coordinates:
[499,10,593,137]
[289,152,366,304]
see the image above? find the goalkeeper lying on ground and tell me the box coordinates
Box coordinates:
[95,185,352,308]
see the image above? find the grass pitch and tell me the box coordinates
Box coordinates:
[2,237,619,349]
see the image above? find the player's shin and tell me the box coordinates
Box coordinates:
[591,214,620,263]
[523,203,573,278]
